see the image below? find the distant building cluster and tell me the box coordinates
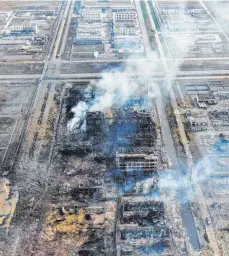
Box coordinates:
[185,82,229,109]
[185,111,209,132]
[0,3,60,61]
[112,9,142,51]
[180,80,229,132]
[74,0,143,55]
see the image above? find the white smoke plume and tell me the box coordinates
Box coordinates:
[67,101,89,131]
[67,56,162,131]
[67,1,200,131]
[121,156,215,201]
[134,176,159,194]
[158,156,214,198]
[202,0,229,22]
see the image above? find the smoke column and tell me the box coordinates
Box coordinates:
[67,1,199,131]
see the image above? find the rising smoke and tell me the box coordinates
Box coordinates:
[67,55,161,131]
[67,0,200,131]
[158,157,214,191]
[67,0,221,198]
[203,0,229,22]
[120,155,215,200]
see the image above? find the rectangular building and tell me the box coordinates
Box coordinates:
[5,24,38,35]
[113,21,140,35]
[113,10,136,22]
[81,8,102,21]
[116,153,158,170]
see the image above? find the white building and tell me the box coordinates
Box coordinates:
[186,115,209,132]
[162,8,202,15]
[74,21,105,45]
[77,22,102,34]
[6,24,38,34]
[82,0,134,9]
[113,21,140,35]
[112,10,142,51]
[113,11,136,22]
[81,8,102,21]
[112,35,143,50]
[0,39,30,47]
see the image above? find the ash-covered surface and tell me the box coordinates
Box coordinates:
[0,79,187,256]
[41,80,184,256]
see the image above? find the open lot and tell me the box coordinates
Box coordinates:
[0,63,43,75]
[0,81,37,170]
[0,1,61,12]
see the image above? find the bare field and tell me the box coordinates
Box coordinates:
[0,1,61,11]
[0,63,43,75]
[0,82,37,168]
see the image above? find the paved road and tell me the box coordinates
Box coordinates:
[52,0,70,59]
[141,0,201,250]
[156,95,201,250]
[134,0,152,54]
[0,75,40,80]
[2,56,229,65]
[59,0,74,58]
[2,70,229,82]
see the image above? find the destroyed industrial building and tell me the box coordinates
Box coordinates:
[59,82,166,168]
[49,80,172,255]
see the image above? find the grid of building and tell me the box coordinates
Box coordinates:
[74,1,143,54]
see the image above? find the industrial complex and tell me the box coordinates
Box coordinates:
[1,1,229,256]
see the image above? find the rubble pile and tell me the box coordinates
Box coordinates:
[50,83,171,255]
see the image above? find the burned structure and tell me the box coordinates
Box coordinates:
[208,109,229,127]
[113,109,156,147]
[117,197,171,256]
[53,81,170,255]
[86,111,106,138]
[116,153,158,170]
